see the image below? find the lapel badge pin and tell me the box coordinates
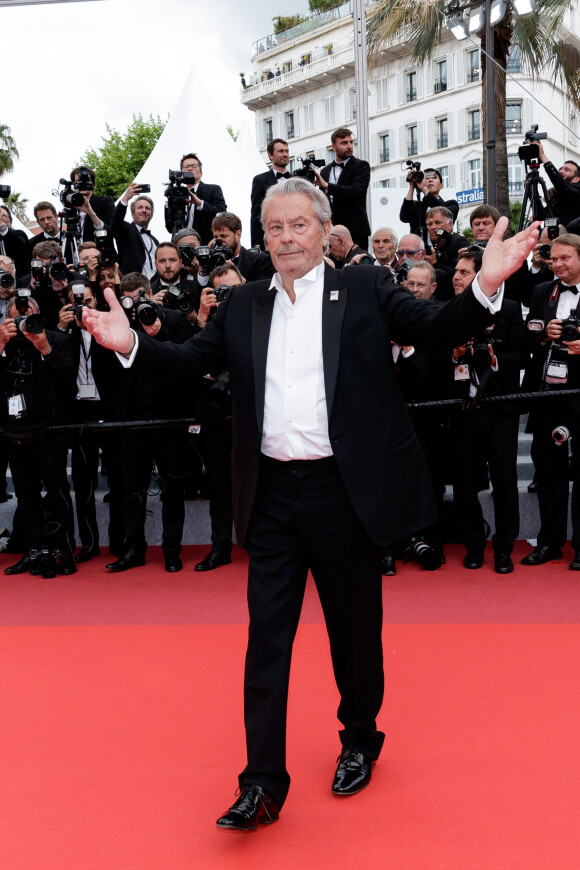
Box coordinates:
[330,290,340,302]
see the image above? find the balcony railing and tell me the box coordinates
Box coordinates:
[436,134,448,149]
[253,0,354,57]
[509,181,524,195]
[407,141,418,156]
[379,148,390,163]
[467,125,481,141]
[406,88,417,102]
[434,78,447,93]
[286,126,295,140]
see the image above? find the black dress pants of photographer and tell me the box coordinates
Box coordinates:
[200,418,234,554]
[120,424,189,558]
[7,435,75,556]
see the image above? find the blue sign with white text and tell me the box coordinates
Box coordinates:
[456,188,484,205]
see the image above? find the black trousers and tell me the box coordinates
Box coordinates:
[200,418,233,553]
[239,455,385,809]
[449,408,520,554]
[6,435,75,555]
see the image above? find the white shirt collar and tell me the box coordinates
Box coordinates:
[269,261,325,299]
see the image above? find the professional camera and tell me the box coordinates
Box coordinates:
[30,259,49,288]
[353,253,375,266]
[404,536,442,571]
[196,245,234,274]
[468,241,488,251]
[162,285,195,315]
[553,426,571,445]
[0,269,14,290]
[432,228,453,259]
[0,184,11,198]
[71,282,86,320]
[48,260,69,282]
[178,243,197,268]
[292,156,325,184]
[518,124,547,165]
[527,319,545,334]
[14,288,32,315]
[538,217,559,259]
[560,311,580,342]
[394,257,415,285]
[120,292,157,327]
[214,283,235,304]
[208,370,230,408]
[164,170,195,231]
[75,167,94,193]
[94,228,117,267]
[13,312,44,336]
[58,178,85,210]
[470,327,498,367]
[402,159,424,185]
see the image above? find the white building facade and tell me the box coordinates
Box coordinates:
[241,1,580,232]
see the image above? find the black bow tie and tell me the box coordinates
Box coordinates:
[332,160,346,168]
[276,172,290,179]
[141,228,151,236]
[560,282,578,294]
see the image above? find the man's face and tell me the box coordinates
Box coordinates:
[396,236,425,263]
[264,192,330,281]
[132,198,152,228]
[211,269,243,290]
[79,247,100,265]
[213,226,241,256]
[36,208,59,236]
[426,212,452,242]
[332,135,353,161]
[471,216,496,241]
[0,208,10,228]
[559,162,580,182]
[372,231,396,264]
[155,247,181,283]
[406,267,436,300]
[453,258,478,294]
[83,290,96,309]
[424,172,443,194]
[122,286,148,304]
[550,243,580,285]
[328,233,346,261]
[181,157,202,186]
[270,142,290,169]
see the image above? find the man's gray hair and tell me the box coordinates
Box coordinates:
[261,177,332,229]
[7,296,39,317]
[407,262,437,282]
[426,206,454,225]
[130,195,154,217]
[172,227,201,245]
[372,226,398,246]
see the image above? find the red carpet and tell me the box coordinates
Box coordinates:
[1,544,580,868]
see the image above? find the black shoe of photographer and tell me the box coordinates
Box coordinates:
[195,549,232,572]
[405,537,443,571]
[58,553,77,575]
[4,552,33,575]
[463,550,484,569]
[494,551,514,574]
[37,551,58,579]
[381,555,396,576]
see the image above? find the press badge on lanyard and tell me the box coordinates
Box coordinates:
[545,361,568,384]
[8,394,25,416]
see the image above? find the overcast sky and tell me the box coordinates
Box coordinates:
[1,0,304,217]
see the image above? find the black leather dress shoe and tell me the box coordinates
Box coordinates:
[106,549,146,572]
[494,552,514,574]
[194,549,232,572]
[164,555,183,573]
[36,551,58,579]
[58,555,77,575]
[4,553,33,575]
[216,785,279,832]
[332,748,375,796]
[521,546,562,566]
[75,545,101,563]
[381,555,396,576]
[570,552,580,570]
[463,550,484,569]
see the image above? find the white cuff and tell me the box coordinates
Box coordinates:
[472,274,504,313]
[115,330,139,367]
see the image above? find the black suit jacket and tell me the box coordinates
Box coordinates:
[320,157,371,237]
[132,264,493,547]
[0,228,28,278]
[112,202,159,276]
[164,181,227,244]
[250,170,278,248]
[235,246,275,282]
[400,193,459,241]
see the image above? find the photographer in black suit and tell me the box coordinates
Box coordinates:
[314,127,371,250]
[0,205,28,278]
[250,138,290,249]
[112,182,158,278]
[211,212,274,282]
[25,202,62,261]
[164,153,227,244]
[68,165,115,244]
[531,141,580,228]
[400,167,459,245]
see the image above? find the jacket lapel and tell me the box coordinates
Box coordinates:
[322,264,346,419]
[252,284,276,434]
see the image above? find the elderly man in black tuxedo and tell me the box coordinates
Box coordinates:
[84,178,539,832]
[112,182,159,278]
[313,126,371,251]
[250,138,290,249]
[164,153,227,244]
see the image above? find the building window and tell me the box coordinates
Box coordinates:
[436,117,448,149]
[285,111,295,140]
[407,125,418,156]
[406,71,417,103]
[323,43,333,55]
[377,179,393,188]
[508,155,524,195]
[377,76,389,111]
[324,96,336,127]
[299,53,311,66]
[434,59,447,93]
[282,60,293,73]
[467,158,482,189]
[303,103,314,133]
[264,118,273,145]
[379,133,390,163]
[506,103,522,135]
[467,50,480,82]
[346,87,357,121]
[287,158,295,174]
[506,46,521,74]
[467,109,481,141]
[435,165,449,188]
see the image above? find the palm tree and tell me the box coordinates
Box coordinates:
[0,124,19,176]
[5,191,29,225]
[367,0,580,216]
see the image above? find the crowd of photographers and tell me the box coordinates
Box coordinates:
[1,128,580,578]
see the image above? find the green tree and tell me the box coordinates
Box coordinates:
[4,191,29,225]
[272,14,308,34]
[78,113,167,199]
[0,124,19,176]
[226,124,239,142]
[367,0,580,216]
[309,0,342,11]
